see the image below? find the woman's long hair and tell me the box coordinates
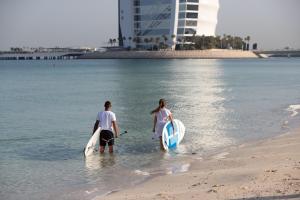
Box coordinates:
[150,99,166,114]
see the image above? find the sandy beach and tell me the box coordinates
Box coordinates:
[97,129,300,200]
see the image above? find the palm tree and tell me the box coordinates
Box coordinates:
[155,37,160,50]
[112,39,117,46]
[236,37,242,49]
[201,35,205,49]
[226,35,232,49]
[109,39,113,46]
[245,36,251,42]
[149,37,154,50]
[120,37,126,47]
[144,38,149,49]
[177,38,182,50]
[216,35,221,49]
[245,36,251,50]
[192,33,196,44]
[162,35,168,48]
[136,37,141,44]
[128,37,132,47]
[222,34,227,49]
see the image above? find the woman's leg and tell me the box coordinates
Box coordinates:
[159,136,165,151]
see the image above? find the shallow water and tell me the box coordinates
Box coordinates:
[0,58,300,200]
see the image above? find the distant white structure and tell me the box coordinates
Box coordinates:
[118,0,219,49]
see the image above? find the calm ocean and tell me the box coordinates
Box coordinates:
[1,59,300,200]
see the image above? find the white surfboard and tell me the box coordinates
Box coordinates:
[84,127,101,157]
[162,119,185,150]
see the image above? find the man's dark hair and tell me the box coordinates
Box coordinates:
[104,101,112,109]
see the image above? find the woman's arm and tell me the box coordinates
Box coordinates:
[169,113,175,132]
[168,113,174,121]
[153,115,157,132]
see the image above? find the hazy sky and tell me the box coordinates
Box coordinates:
[0,0,299,50]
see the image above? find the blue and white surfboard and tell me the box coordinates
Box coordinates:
[162,119,185,150]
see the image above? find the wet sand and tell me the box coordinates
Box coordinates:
[96,129,300,200]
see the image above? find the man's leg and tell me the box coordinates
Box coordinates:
[100,130,109,153]
[108,145,113,153]
[107,131,114,153]
[99,146,105,153]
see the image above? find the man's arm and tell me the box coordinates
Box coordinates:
[112,121,119,138]
[93,120,99,134]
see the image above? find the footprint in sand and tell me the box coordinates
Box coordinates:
[191,182,201,187]
[207,189,218,193]
[212,184,224,188]
[156,193,174,200]
[265,169,277,173]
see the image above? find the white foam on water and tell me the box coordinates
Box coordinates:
[283,120,289,125]
[85,187,99,195]
[287,104,300,117]
[134,170,150,176]
[166,163,191,175]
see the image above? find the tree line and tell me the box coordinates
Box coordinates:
[181,34,253,50]
[108,34,255,51]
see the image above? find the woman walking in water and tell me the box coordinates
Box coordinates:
[151,99,174,150]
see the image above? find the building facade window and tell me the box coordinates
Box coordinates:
[138,0,172,6]
[186,12,198,18]
[179,4,186,11]
[177,20,185,27]
[179,0,199,3]
[185,20,197,26]
[187,5,198,11]
[184,28,196,34]
[134,13,172,21]
[177,28,185,35]
[179,12,186,19]
[134,0,140,6]
[136,29,170,36]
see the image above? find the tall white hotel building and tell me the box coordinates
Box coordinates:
[118,0,219,49]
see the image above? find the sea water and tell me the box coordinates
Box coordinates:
[0,59,300,200]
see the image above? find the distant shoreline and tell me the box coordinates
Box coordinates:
[79,49,259,59]
[2,49,300,60]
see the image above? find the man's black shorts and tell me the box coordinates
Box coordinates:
[100,130,114,146]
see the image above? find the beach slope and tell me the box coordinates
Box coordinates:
[97,130,300,200]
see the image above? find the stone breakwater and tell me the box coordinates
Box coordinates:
[79,49,258,59]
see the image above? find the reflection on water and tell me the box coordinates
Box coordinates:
[85,154,116,171]
[164,60,234,154]
[111,59,234,156]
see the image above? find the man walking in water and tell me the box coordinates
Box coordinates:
[93,101,119,153]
